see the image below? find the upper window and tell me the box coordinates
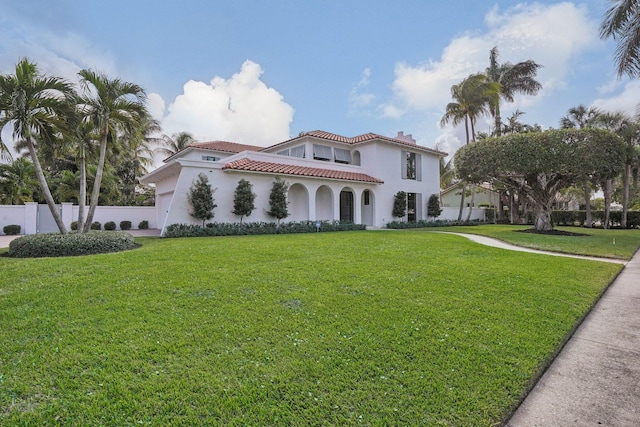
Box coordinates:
[313,144,332,161]
[277,149,289,156]
[290,145,305,158]
[401,151,422,181]
[334,148,352,164]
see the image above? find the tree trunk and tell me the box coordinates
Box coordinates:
[583,181,592,228]
[603,178,612,229]
[77,145,87,233]
[534,202,554,231]
[26,137,67,234]
[465,184,475,221]
[84,126,109,232]
[622,163,630,228]
[457,183,466,221]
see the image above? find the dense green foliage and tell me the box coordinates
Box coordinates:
[138,220,149,229]
[427,193,443,218]
[392,191,407,218]
[187,173,217,226]
[455,128,626,230]
[119,220,132,230]
[267,177,290,222]
[164,220,366,237]
[386,219,481,229]
[7,231,137,258]
[0,232,623,425]
[2,224,21,235]
[90,221,101,230]
[232,179,256,224]
[104,221,116,230]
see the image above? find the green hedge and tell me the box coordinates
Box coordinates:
[164,220,366,238]
[551,210,640,228]
[138,220,149,229]
[120,221,132,230]
[7,231,138,258]
[386,219,482,229]
[104,221,116,231]
[3,224,21,235]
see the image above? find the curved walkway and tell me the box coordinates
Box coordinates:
[441,232,639,426]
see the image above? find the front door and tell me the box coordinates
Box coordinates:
[340,190,354,222]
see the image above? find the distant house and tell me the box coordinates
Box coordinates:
[140,130,446,234]
[440,182,500,209]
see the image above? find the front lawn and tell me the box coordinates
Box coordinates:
[0,231,624,425]
[429,224,640,260]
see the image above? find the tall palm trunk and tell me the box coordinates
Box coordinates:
[622,163,631,228]
[583,181,592,227]
[603,179,613,229]
[465,185,475,221]
[457,183,466,221]
[83,123,108,232]
[26,137,67,234]
[77,144,87,232]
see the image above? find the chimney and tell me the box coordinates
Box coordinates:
[396,131,416,144]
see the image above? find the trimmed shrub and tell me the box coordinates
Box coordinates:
[90,221,101,230]
[7,231,137,258]
[3,224,21,235]
[120,220,132,230]
[70,221,78,231]
[139,220,149,229]
[104,221,116,231]
[164,220,366,238]
[386,219,482,229]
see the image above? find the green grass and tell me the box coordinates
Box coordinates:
[0,231,625,425]
[428,224,640,260]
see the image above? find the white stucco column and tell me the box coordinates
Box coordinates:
[24,202,38,235]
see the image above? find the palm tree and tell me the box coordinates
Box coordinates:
[486,47,542,137]
[0,59,73,233]
[441,73,499,220]
[600,0,640,77]
[155,131,196,158]
[77,69,148,232]
[560,105,603,227]
[0,156,39,204]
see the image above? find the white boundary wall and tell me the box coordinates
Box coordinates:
[440,206,486,221]
[0,203,156,235]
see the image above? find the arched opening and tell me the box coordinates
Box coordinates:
[287,183,309,221]
[315,186,333,220]
[352,150,361,166]
[340,189,354,222]
[361,189,374,226]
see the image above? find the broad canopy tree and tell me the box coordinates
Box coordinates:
[455,129,626,231]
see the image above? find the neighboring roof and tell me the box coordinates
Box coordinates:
[223,158,384,184]
[268,130,447,156]
[163,140,263,162]
[189,140,264,153]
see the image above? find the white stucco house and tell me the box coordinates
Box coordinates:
[140,130,446,234]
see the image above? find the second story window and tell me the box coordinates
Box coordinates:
[313,144,332,161]
[290,145,305,158]
[334,148,352,164]
[401,151,422,181]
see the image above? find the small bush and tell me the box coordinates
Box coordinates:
[3,224,21,235]
[164,220,366,238]
[71,221,78,231]
[104,221,116,231]
[8,231,137,258]
[119,220,132,230]
[386,219,482,229]
[91,221,101,230]
[139,220,149,230]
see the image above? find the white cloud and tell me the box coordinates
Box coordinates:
[348,68,376,115]
[159,60,294,147]
[386,2,597,120]
[592,81,640,116]
[147,93,166,121]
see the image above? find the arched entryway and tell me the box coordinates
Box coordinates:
[288,183,309,221]
[340,188,354,222]
[315,186,333,220]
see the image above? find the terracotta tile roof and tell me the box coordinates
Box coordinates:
[223,158,384,184]
[271,130,447,156]
[190,140,264,153]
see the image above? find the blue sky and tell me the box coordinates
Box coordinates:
[1,0,637,161]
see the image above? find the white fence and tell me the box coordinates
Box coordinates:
[440,206,486,221]
[0,203,156,235]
